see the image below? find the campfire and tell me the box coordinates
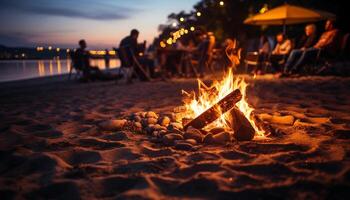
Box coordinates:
[179,68,267,141]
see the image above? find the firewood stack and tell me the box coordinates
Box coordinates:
[183,89,256,141]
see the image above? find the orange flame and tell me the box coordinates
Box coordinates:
[181,68,266,138]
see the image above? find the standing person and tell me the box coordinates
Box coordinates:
[284,24,318,73]
[104,49,110,69]
[269,33,292,72]
[119,29,139,83]
[197,32,215,77]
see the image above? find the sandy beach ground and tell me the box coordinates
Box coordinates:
[0,74,349,199]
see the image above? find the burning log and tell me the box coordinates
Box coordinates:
[228,107,255,141]
[183,89,242,130]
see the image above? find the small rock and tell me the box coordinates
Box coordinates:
[134,122,142,129]
[153,124,167,131]
[162,133,184,146]
[213,131,231,144]
[184,128,203,143]
[159,116,171,127]
[209,127,226,135]
[270,115,295,125]
[134,116,142,122]
[168,122,183,131]
[147,117,158,125]
[203,133,215,144]
[174,142,193,151]
[146,111,158,119]
[185,139,197,145]
[99,119,126,131]
[293,119,318,127]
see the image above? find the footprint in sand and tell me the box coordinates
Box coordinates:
[100,147,141,161]
[238,143,310,154]
[186,152,221,163]
[59,149,102,165]
[113,157,177,174]
[95,176,149,198]
[78,137,125,150]
[33,130,63,139]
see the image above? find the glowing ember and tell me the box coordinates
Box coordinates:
[181,68,266,138]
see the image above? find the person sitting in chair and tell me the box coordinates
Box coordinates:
[283,24,318,73]
[285,20,339,74]
[254,35,271,74]
[119,29,154,83]
[269,33,292,72]
[74,40,121,81]
[73,39,102,80]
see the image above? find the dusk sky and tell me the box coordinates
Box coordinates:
[0,0,199,49]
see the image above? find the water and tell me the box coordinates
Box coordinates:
[0,59,120,82]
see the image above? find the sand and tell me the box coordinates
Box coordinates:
[0,74,349,199]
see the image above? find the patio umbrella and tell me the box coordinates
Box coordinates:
[244,4,336,33]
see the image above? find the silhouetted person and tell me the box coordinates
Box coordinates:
[74,39,101,80]
[118,29,154,83]
[74,40,121,81]
[104,49,110,69]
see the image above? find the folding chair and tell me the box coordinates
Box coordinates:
[116,47,151,82]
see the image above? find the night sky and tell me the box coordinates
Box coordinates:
[0,0,199,48]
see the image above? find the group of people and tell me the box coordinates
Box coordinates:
[72,19,343,83]
[157,30,217,78]
[255,19,339,75]
[72,29,155,82]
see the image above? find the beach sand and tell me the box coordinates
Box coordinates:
[0,74,349,199]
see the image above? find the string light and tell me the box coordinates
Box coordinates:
[180,17,184,22]
[219,1,224,6]
[190,26,195,31]
[160,41,166,48]
[196,11,201,17]
[166,38,173,45]
[259,4,268,14]
[172,22,177,27]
